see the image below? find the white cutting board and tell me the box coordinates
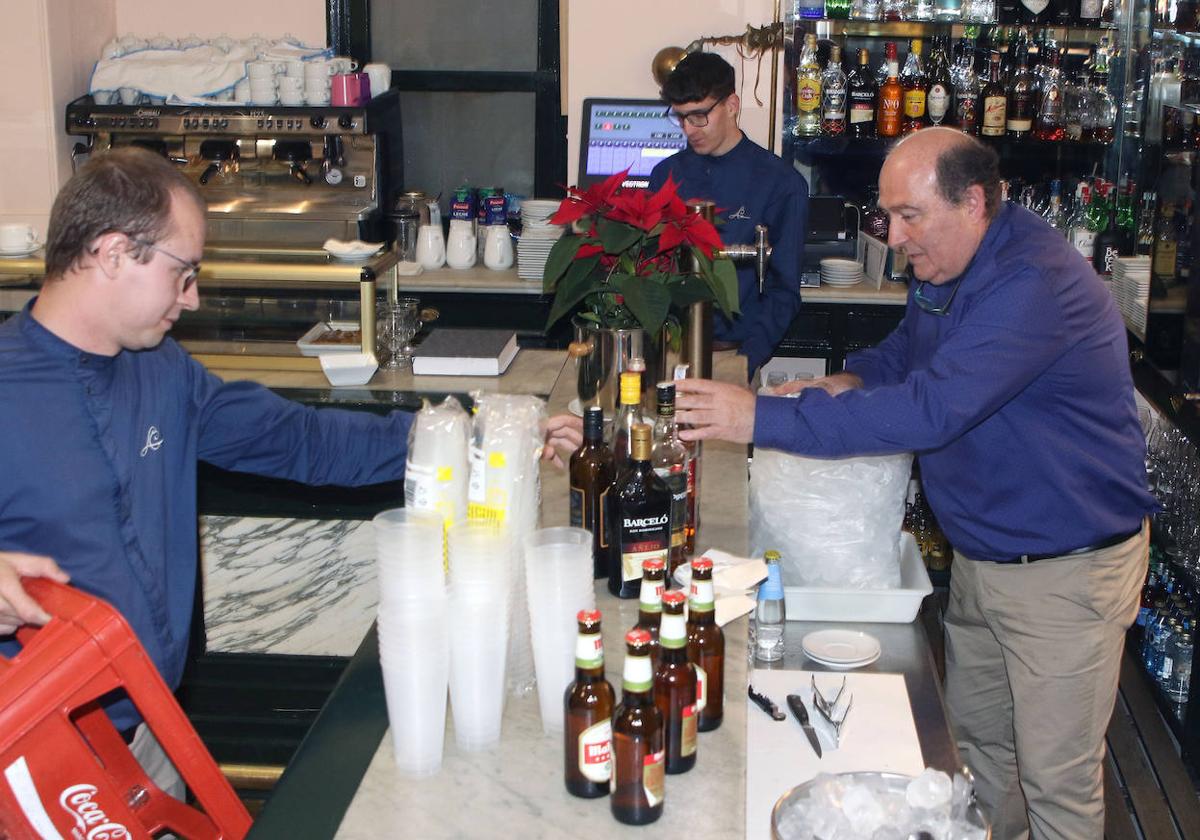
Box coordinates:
[745,669,925,839]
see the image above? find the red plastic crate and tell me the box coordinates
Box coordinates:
[0,578,251,839]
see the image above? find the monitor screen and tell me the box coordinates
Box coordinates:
[578,98,687,190]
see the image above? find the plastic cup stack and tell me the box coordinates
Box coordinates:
[523,527,596,734]
[446,521,514,751]
[373,508,449,777]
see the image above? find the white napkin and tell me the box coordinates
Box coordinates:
[323,238,386,257]
[673,547,767,626]
[91,45,253,99]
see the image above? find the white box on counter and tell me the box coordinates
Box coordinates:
[783,532,933,624]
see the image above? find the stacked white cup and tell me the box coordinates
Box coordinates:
[523,527,597,734]
[374,508,449,777]
[304,59,333,106]
[447,522,514,751]
[247,60,279,105]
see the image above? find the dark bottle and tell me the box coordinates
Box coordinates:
[979,53,1008,138]
[863,188,890,240]
[686,557,725,732]
[847,48,878,139]
[651,382,690,578]
[609,423,672,599]
[570,406,616,579]
[1005,47,1037,138]
[926,37,955,127]
[877,42,904,138]
[634,557,666,669]
[654,590,698,774]
[901,39,928,134]
[611,629,665,826]
[1033,45,1065,140]
[564,609,616,798]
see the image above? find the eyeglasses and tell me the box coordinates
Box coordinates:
[913,278,962,316]
[136,240,200,293]
[665,94,730,128]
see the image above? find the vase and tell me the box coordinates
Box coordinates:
[571,316,658,418]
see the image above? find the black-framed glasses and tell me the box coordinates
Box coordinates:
[136,240,200,292]
[913,277,962,316]
[665,94,730,128]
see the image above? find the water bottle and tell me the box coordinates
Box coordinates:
[754,550,786,662]
[1167,619,1193,703]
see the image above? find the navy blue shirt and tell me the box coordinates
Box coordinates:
[754,203,1155,561]
[0,305,412,730]
[649,134,808,374]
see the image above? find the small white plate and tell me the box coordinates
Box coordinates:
[802,629,881,666]
[803,648,881,670]
[0,244,42,258]
[568,397,584,417]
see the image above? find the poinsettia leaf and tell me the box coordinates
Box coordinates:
[597,217,643,255]
[543,235,586,292]
[709,253,741,316]
[666,275,715,308]
[613,272,671,336]
[545,254,601,329]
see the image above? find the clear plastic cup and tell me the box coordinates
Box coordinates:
[447,591,510,750]
[375,508,445,602]
[377,597,450,776]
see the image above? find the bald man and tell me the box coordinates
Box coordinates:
[676,128,1155,840]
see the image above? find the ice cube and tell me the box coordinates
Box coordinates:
[842,783,888,835]
[906,767,953,810]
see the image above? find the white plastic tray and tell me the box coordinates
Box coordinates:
[296,321,363,357]
[783,532,932,624]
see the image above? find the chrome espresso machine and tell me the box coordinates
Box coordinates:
[63,92,406,355]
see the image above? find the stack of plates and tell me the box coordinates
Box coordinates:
[517,198,566,281]
[820,258,864,287]
[1111,256,1151,341]
[801,629,881,670]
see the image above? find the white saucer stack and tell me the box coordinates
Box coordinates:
[517,199,566,281]
[820,257,864,287]
[1111,256,1151,340]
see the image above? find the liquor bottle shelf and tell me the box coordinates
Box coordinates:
[790,133,1113,157]
[799,19,1120,42]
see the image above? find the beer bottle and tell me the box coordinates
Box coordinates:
[570,405,616,579]
[564,609,616,798]
[654,590,698,774]
[686,557,725,732]
[635,557,666,669]
[610,423,672,599]
[611,629,665,826]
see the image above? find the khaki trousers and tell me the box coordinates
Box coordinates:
[943,522,1148,840]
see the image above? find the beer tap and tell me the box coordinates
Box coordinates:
[720,225,773,294]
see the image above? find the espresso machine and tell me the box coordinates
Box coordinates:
[64,92,407,355]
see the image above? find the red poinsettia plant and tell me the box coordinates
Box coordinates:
[542,168,739,342]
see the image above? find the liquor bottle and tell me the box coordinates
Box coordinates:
[1005,45,1036,138]
[883,0,906,21]
[651,382,689,577]
[863,188,890,240]
[847,48,878,138]
[634,556,666,668]
[827,0,854,18]
[979,53,1007,138]
[1077,0,1102,24]
[821,45,849,137]
[564,609,616,798]
[908,0,936,21]
[611,367,644,472]
[877,43,904,138]
[934,0,964,20]
[1033,45,1065,140]
[610,423,672,599]
[1044,179,1067,233]
[1063,71,1088,141]
[610,629,665,826]
[570,406,616,579]
[953,39,980,133]
[1137,191,1157,256]
[926,37,955,126]
[1086,68,1117,144]
[901,40,928,134]
[1116,180,1138,253]
[1092,182,1125,279]
[1152,202,1178,285]
[1068,183,1097,266]
[852,0,883,19]
[795,34,823,138]
[798,0,826,18]
[686,556,725,732]
[754,550,786,662]
[654,590,697,774]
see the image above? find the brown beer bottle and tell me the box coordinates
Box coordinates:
[611,629,665,826]
[686,557,725,732]
[654,590,697,774]
[569,406,616,579]
[634,557,666,669]
[564,609,616,798]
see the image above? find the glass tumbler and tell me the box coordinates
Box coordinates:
[378,298,421,370]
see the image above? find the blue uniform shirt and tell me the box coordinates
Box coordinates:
[649,134,809,374]
[754,203,1155,561]
[0,304,412,730]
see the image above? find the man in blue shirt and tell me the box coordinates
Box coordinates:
[648,52,808,377]
[676,129,1156,839]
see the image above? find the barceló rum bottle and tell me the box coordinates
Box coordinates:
[609,424,672,599]
[686,557,725,732]
[564,610,615,798]
[611,629,665,826]
[570,406,616,579]
[635,557,666,668]
[655,590,698,774]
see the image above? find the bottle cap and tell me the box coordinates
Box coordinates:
[764,549,781,562]
[662,590,686,607]
[631,423,652,459]
[583,405,604,438]
[691,557,714,573]
[626,628,652,646]
[642,558,665,574]
[619,371,641,405]
[577,609,602,624]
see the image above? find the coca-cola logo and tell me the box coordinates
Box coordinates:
[59,784,131,840]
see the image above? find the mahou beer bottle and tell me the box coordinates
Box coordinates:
[686,557,725,732]
[876,42,903,138]
[654,590,698,774]
[570,406,616,579]
[635,557,666,668]
[564,609,616,798]
[611,629,665,826]
[610,423,672,599]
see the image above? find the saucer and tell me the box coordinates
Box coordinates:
[801,629,881,668]
[0,244,41,258]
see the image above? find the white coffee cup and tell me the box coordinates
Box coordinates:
[234,79,251,101]
[285,59,306,78]
[305,89,331,106]
[0,224,39,253]
[280,93,305,106]
[247,61,278,80]
[331,56,359,74]
[279,76,304,92]
[364,63,390,98]
[305,60,333,79]
[118,87,140,105]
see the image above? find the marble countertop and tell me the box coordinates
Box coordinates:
[396,265,547,295]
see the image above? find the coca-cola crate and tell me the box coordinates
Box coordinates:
[0,578,251,839]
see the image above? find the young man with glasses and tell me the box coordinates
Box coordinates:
[675,128,1155,840]
[648,51,809,377]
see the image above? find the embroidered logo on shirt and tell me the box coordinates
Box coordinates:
[727,206,751,221]
[140,426,163,457]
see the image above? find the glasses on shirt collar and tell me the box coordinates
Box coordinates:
[913,277,963,316]
[665,93,731,128]
[133,240,201,293]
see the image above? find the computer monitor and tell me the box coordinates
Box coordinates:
[577,98,687,190]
